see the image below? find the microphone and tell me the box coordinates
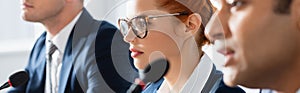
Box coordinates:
[127,58,169,93]
[0,71,29,90]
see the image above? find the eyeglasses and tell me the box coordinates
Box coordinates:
[118,12,189,39]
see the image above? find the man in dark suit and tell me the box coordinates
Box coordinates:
[206,0,300,92]
[9,0,136,92]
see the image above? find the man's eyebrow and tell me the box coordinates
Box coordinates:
[225,0,236,5]
[211,0,221,4]
[210,0,222,9]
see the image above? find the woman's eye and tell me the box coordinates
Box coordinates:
[147,21,152,25]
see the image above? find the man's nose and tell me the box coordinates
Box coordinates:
[205,13,226,43]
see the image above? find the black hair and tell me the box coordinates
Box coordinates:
[274,0,293,14]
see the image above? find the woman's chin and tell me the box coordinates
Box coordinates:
[134,61,148,70]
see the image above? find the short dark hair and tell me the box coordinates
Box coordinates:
[274,0,293,14]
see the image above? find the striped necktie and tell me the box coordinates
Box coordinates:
[48,43,57,93]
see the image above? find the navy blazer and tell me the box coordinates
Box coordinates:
[8,8,137,93]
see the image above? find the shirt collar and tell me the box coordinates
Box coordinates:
[157,53,214,93]
[46,11,83,54]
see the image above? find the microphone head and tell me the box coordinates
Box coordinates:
[9,71,29,87]
[139,58,169,83]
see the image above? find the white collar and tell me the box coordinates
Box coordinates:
[157,54,214,93]
[46,11,82,54]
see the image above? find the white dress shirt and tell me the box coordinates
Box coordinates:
[157,54,213,93]
[45,11,82,93]
[261,88,300,93]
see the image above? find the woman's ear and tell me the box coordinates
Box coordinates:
[185,13,202,35]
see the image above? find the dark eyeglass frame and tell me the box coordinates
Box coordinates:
[118,12,189,39]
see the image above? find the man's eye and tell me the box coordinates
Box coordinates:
[227,0,247,12]
[230,0,245,7]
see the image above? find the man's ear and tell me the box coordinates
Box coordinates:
[185,13,202,35]
[65,0,78,3]
[292,0,300,30]
[66,0,71,2]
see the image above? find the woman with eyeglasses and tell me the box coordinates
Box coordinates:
[118,0,245,92]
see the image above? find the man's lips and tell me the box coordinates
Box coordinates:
[217,48,235,56]
[130,48,144,58]
[23,3,34,8]
[217,48,235,66]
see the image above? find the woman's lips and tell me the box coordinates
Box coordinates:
[130,48,144,58]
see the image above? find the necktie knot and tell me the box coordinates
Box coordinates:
[48,43,58,63]
[49,43,57,56]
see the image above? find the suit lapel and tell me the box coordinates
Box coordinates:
[26,32,47,92]
[35,45,47,91]
[36,35,47,86]
[58,8,95,93]
[58,32,74,93]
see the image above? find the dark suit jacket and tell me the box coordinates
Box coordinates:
[209,78,245,93]
[8,8,137,93]
[142,65,245,93]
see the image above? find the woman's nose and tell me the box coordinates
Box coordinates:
[124,28,137,43]
[205,13,226,43]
